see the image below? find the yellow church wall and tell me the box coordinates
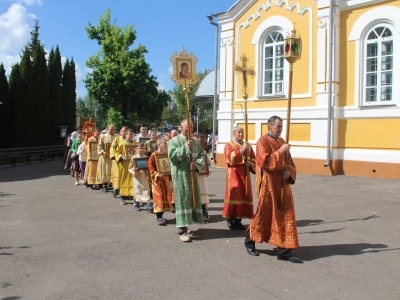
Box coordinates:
[338,118,400,149]
[233,0,315,104]
[339,1,400,107]
[237,123,256,140]
[261,122,310,141]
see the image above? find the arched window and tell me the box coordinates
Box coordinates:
[262,31,285,96]
[364,25,393,104]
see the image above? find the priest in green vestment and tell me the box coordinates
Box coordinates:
[168,119,204,242]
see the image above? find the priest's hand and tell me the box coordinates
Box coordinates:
[186,140,192,149]
[189,163,197,171]
[241,142,249,153]
[279,143,290,154]
[282,170,289,179]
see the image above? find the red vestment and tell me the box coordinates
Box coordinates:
[148,151,173,213]
[222,141,255,219]
[249,135,299,249]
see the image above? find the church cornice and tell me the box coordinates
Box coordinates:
[218,1,311,28]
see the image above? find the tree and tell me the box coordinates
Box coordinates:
[76,95,106,130]
[19,47,34,146]
[32,44,49,146]
[170,69,214,132]
[48,46,63,144]
[28,19,41,60]
[0,63,11,147]
[84,9,169,123]
[61,58,76,133]
[106,107,124,130]
[9,63,21,146]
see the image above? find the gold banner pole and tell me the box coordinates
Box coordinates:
[280,24,302,208]
[183,80,197,209]
[170,47,199,209]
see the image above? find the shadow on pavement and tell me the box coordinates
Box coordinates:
[299,228,345,235]
[296,243,391,261]
[0,160,66,183]
[191,228,247,241]
[297,215,379,227]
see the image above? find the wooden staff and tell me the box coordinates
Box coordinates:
[280,63,294,208]
[183,80,197,208]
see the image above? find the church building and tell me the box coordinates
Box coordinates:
[214,0,400,178]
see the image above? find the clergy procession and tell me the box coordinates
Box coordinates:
[62,115,303,263]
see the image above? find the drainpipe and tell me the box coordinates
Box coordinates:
[208,15,220,161]
[324,0,334,167]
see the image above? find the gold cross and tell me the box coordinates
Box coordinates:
[235,54,256,91]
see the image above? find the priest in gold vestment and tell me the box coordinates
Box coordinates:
[110,126,127,197]
[244,116,303,263]
[85,128,101,188]
[115,128,138,205]
[96,124,117,192]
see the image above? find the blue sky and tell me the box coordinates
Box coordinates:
[0,0,235,97]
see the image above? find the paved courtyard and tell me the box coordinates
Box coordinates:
[1,160,399,299]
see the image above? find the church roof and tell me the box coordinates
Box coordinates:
[195,70,219,98]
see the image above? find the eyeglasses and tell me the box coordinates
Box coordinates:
[274,124,283,129]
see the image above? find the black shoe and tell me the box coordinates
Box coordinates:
[277,253,304,264]
[234,221,246,230]
[227,219,235,230]
[134,202,141,211]
[246,247,259,256]
[171,204,175,213]
[112,189,118,198]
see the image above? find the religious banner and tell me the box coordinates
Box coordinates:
[85,122,95,138]
[170,47,198,85]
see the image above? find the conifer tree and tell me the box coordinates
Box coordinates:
[33,44,49,146]
[61,58,71,127]
[48,46,63,144]
[9,63,21,147]
[68,59,77,132]
[0,64,10,147]
[28,20,41,60]
[19,47,34,146]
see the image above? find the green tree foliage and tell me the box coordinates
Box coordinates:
[84,9,170,123]
[32,44,49,146]
[48,46,63,144]
[19,47,35,146]
[28,20,41,60]
[61,59,77,133]
[106,107,124,130]
[0,63,11,147]
[170,69,214,133]
[76,96,107,130]
[9,64,21,146]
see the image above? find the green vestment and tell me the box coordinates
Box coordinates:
[168,134,204,227]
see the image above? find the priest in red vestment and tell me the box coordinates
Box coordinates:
[244,115,303,263]
[222,126,255,230]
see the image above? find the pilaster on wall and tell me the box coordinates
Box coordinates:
[316,0,341,161]
[316,0,340,107]
[218,24,235,146]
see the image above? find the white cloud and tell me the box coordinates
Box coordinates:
[0,3,35,75]
[18,0,43,6]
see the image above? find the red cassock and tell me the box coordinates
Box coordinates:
[148,151,173,213]
[222,141,255,219]
[249,134,299,249]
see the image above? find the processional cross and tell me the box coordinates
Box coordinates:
[234,54,256,195]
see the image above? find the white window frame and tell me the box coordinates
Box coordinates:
[362,24,394,106]
[260,29,286,97]
[251,16,293,99]
[348,6,400,108]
